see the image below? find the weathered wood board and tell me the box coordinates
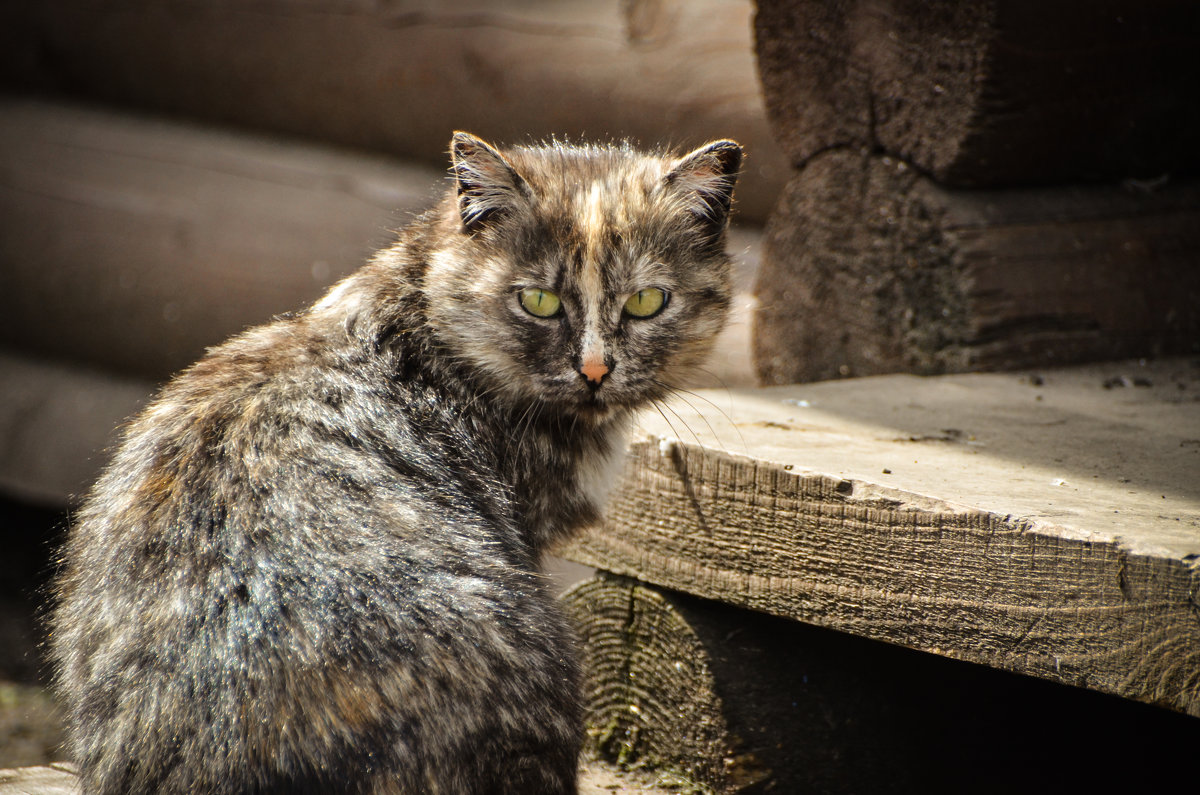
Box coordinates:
[560,358,1200,716]
[755,0,1200,186]
[0,0,786,221]
[753,149,1200,384]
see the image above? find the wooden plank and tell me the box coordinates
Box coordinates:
[755,0,1200,186]
[560,358,1200,716]
[753,149,1200,384]
[0,765,76,795]
[564,573,1200,793]
[0,98,442,380]
[0,761,683,794]
[0,0,786,221]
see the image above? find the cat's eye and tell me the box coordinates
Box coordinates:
[518,287,562,318]
[624,288,668,319]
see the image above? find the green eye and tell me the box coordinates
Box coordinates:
[518,287,562,318]
[624,287,668,318]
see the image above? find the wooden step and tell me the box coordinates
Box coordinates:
[560,357,1200,717]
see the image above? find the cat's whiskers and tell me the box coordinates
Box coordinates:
[650,393,714,451]
[651,378,745,456]
[647,398,691,448]
[693,364,734,393]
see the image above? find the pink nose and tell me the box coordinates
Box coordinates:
[579,360,609,385]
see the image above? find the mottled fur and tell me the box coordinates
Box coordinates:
[50,133,741,794]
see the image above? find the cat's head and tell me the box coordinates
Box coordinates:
[422,132,741,420]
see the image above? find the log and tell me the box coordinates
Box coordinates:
[563,576,758,791]
[0,98,442,379]
[0,0,786,221]
[563,574,1200,793]
[754,0,1200,187]
[753,148,1200,384]
[559,359,1200,718]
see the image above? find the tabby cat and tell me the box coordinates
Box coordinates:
[51,132,741,794]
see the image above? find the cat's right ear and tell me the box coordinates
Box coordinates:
[450,132,529,234]
[663,139,743,241]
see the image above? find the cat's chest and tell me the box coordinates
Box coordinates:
[510,420,630,548]
[570,424,630,513]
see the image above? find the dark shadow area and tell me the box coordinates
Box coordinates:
[672,583,1200,794]
[0,496,67,766]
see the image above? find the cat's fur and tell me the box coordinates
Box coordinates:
[50,132,741,794]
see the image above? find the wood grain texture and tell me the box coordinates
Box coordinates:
[753,148,1200,384]
[755,0,1200,186]
[561,576,751,792]
[560,360,1200,717]
[0,0,785,221]
[563,574,1200,793]
[0,98,442,379]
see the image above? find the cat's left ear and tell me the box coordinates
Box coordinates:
[450,132,530,234]
[664,139,743,238]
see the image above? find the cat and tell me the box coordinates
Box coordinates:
[50,131,741,794]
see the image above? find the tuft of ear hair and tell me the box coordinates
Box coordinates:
[664,139,743,240]
[450,132,530,234]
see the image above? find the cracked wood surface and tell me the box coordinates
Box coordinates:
[561,359,1200,717]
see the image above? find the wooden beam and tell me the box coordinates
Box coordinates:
[0,350,152,505]
[0,98,442,379]
[755,0,1200,186]
[0,0,786,221]
[753,149,1200,384]
[560,359,1200,717]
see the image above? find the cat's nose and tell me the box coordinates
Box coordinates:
[579,359,610,387]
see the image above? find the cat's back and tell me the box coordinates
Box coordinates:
[51,311,569,795]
